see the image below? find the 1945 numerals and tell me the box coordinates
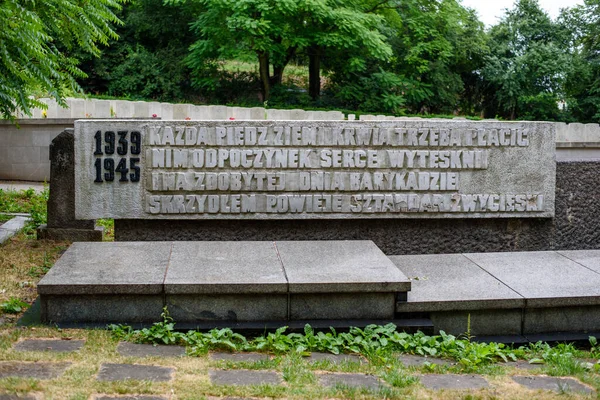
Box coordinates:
[93,130,141,183]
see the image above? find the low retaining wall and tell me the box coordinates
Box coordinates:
[115,161,600,255]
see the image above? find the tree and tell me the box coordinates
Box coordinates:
[327,0,488,115]
[561,0,600,122]
[77,0,201,102]
[481,0,570,120]
[0,0,125,120]
[182,0,392,100]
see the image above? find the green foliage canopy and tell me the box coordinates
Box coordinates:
[181,0,393,99]
[481,0,571,120]
[0,0,124,120]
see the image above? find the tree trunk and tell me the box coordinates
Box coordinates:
[309,47,321,100]
[258,52,270,101]
[271,65,285,86]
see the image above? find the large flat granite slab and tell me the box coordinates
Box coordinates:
[39,240,410,324]
[279,241,410,293]
[392,250,600,336]
[165,242,287,294]
[465,251,600,307]
[391,254,523,312]
[558,250,600,273]
[38,242,173,295]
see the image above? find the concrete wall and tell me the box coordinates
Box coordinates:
[1,98,600,182]
[115,161,600,255]
[0,120,75,182]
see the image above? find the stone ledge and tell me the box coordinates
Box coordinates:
[36,225,103,242]
[38,240,410,324]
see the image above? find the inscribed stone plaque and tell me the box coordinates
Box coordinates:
[74,120,555,219]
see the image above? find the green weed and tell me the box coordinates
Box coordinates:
[1,297,30,314]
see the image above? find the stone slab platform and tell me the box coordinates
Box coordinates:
[38,240,410,324]
[391,250,600,336]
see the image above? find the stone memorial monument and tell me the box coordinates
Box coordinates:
[74,120,555,221]
[38,119,566,330]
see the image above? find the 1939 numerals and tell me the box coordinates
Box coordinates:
[93,130,141,184]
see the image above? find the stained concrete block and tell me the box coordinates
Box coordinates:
[133,101,149,118]
[289,109,308,120]
[419,374,489,390]
[44,98,58,118]
[148,102,161,118]
[94,100,112,118]
[209,369,282,386]
[117,342,186,358]
[173,104,192,120]
[0,362,71,380]
[584,123,600,141]
[8,147,40,164]
[390,254,524,312]
[167,293,288,322]
[97,363,174,382]
[250,107,266,120]
[164,242,287,294]
[190,105,209,120]
[319,373,385,390]
[84,99,95,118]
[114,100,133,118]
[14,339,84,353]
[523,305,600,334]
[41,294,164,324]
[290,293,396,320]
[56,100,71,118]
[211,106,228,120]
[230,107,252,120]
[429,309,523,336]
[512,376,593,394]
[464,251,600,307]
[69,99,86,118]
[160,103,173,120]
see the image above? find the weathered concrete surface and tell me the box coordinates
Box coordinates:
[319,373,385,390]
[0,362,71,379]
[117,342,186,358]
[419,374,489,390]
[209,352,270,362]
[0,216,29,245]
[97,364,174,382]
[511,376,593,394]
[13,339,84,353]
[208,369,282,386]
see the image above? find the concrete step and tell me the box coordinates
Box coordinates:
[391,250,600,337]
[38,240,410,325]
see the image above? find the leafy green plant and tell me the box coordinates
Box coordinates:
[110,315,528,370]
[1,297,29,314]
[590,336,599,359]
